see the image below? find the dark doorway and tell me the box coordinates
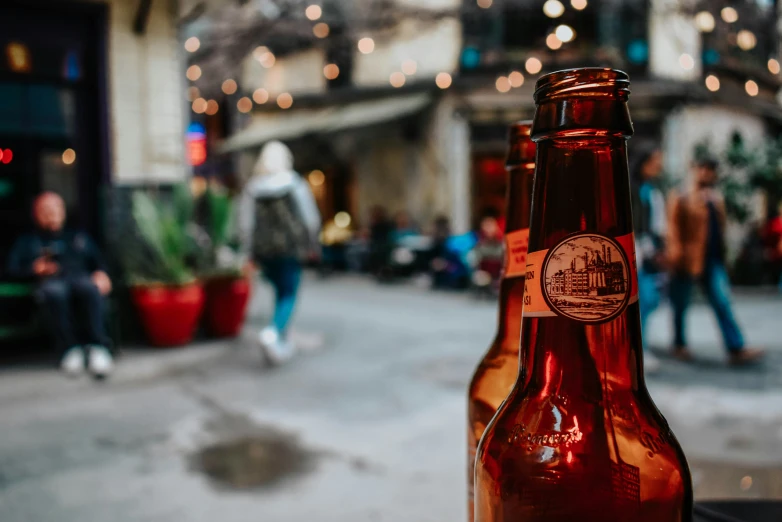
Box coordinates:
[0,1,108,264]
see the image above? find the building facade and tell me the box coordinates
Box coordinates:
[0,0,186,256]
[193,0,780,246]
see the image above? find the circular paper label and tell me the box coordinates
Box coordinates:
[540,233,631,323]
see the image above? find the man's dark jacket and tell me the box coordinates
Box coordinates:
[6,229,106,280]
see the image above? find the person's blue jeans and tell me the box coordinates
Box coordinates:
[638,268,662,344]
[36,275,108,354]
[669,259,744,353]
[258,257,302,335]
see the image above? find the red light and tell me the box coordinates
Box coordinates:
[0,149,11,164]
[187,140,206,166]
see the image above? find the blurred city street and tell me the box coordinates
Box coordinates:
[0,275,781,522]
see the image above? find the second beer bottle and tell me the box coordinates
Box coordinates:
[474,68,693,522]
[467,121,535,522]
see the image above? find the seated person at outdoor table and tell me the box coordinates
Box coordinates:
[6,192,114,378]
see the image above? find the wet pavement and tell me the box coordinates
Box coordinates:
[0,275,780,521]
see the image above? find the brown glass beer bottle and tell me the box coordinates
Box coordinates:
[474,69,693,522]
[467,121,535,521]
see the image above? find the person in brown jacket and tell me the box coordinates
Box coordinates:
[667,157,764,365]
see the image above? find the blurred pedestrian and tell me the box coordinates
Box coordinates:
[239,141,321,365]
[392,210,418,243]
[666,158,764,365]
[471,212,504,292]
[367,205,395,276]
[428,215,472,290]
[7,192,114,378]
[630,143,665,372]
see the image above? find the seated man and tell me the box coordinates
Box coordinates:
[7,192,113,378]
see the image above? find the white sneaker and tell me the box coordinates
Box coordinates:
[644,351,661,374]
[259,326,296,366]
[60,347,85,377]
[88,345,114,379]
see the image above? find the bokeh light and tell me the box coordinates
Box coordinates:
[277,92,294,109]
[543,0,564,18]
[313,23,330,38]
[254,47,276,68]
[358,37,375,54]
[305,5,322,21]
[253,88,269,104]
[508,71,524,88]
[324,63,340,80]
[186,65,202,81]
[62,148,76,165]
[436,72,452,89]
[184,37,200,53]
[679,53,694,70]
[237,97,253,113]
[694,11,715,32]
[737,30,757,51]
[309,170,325,186]
[555,25,575,43]
[334,211,352,228]
[721,7,738,23]
[705,75,720,92]
[745,80,759,96]
[192,97,207,114]
[222,79,237,95]
[496,76,511,93]
[390,72,406,88]
[525,57,543,74]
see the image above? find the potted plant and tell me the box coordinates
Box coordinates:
[197,186,251,338]
[122,186,205,347]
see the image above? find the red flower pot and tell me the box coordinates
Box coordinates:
[204,276,251,338]
[130,283,205,347]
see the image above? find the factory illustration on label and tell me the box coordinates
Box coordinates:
[539,233,631,323]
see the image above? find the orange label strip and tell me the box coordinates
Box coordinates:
[504,228,529,279]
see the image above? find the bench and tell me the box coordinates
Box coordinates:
[0,281,41,340]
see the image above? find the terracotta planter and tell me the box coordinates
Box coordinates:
[204,276,251,338]
[130,283,205,347]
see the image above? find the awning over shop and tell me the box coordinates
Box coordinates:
[219,92,432,153]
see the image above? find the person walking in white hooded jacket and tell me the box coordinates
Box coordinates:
[238,141,321,364]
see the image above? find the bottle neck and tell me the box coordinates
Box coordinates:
[505,161,534,234]
[496,160,534,342]
[521,137,642,396]
[529,137,633,250]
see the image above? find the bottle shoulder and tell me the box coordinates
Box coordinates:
[468,338,519,395]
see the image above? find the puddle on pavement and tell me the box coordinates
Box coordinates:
[690,459,782,500]
[191,428,319,490]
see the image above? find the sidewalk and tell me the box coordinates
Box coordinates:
[0,276,780,521]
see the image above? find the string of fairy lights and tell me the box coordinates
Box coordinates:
[183,0,781,116]
[182,1,459,116]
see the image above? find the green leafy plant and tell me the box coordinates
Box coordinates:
[122,185,198,286]
[195,185,243,279]
[691,132,782,223]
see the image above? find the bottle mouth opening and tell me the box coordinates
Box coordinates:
[534,68,630,103]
